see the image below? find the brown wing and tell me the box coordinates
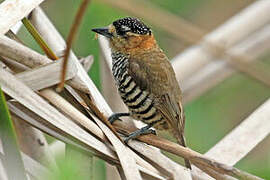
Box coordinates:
[128,51,185,135]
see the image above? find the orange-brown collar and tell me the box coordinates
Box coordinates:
[110,35,157,55]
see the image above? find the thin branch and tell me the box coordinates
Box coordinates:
[58,0,91,91]
[113,122,263,180]
[128,141,192,180]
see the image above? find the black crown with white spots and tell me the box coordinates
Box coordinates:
[113,17,151,36]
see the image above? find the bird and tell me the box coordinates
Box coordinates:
[92,17,191,169]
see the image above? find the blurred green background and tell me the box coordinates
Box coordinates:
[17,0,270,179]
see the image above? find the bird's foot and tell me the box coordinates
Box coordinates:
[108,113,130,124]
[124,125,156,144]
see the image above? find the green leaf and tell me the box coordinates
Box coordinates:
[22,18,58,60]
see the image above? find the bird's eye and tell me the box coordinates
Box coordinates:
[121,25,131,32]
[117,25,130,36]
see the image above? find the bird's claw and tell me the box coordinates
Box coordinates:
[108,113,130,124]
[108,114,122,124]
[124,127,156,144]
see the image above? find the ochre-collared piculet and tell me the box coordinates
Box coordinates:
[92,17,191,169]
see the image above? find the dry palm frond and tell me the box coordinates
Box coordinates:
[172,0,270,82]
[181,24,270,103]
[0,0,268,179]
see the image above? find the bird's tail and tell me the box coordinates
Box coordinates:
[176,133,192,169]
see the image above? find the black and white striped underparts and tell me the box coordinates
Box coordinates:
[111,52,168,129]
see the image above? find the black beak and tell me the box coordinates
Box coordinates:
[92,27,112,38]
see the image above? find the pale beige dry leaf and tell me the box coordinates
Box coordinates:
[172,0,270,82]
[181,24,270,103]
[0,68,117,163]
[193,98,270,179]
[8,101,116,163]
[0,0,45,35]
[15,59,77,91]
[90,114,142,180]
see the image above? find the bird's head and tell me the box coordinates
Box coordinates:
[92,17,156,54]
